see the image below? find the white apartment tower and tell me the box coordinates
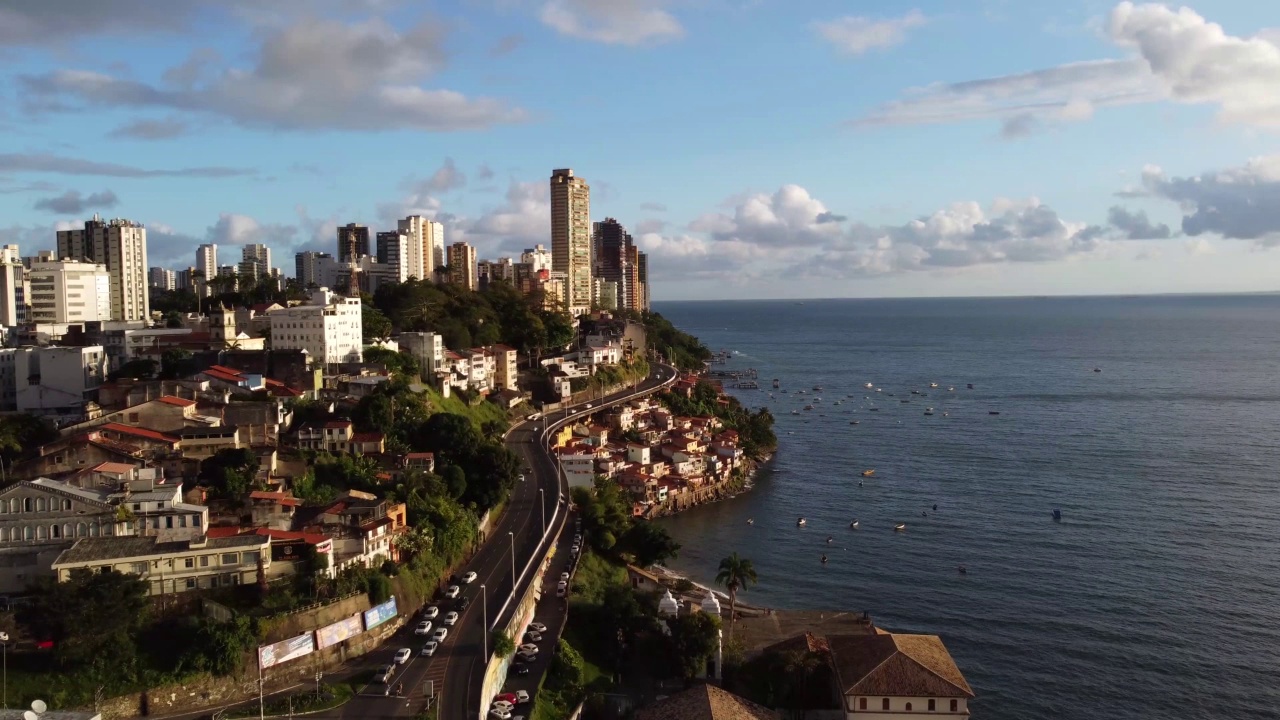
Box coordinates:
[550,169,592,316]
[0,246,26,326]
[240,244,271,280]
[148,267,176,290]
[521,245,553,273]
[397,215,445,281]
[268,287,363,365]
[56,215,149,322]
[28,261,111,324]
[195,244,216,296]
[376,231,410,283]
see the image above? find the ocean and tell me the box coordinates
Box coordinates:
[651,294,1280,720]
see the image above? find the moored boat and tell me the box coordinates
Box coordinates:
[861,469,875,477]
[797,517,807,527]
[894,523,906,531]
[849,519,859,528]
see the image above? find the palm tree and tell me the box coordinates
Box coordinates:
[715,552,757,637]
[783,650,824,719]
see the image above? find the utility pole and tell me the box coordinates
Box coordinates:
[507,531,515,591]
[481,584,488,659]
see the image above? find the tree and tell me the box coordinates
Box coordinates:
[621,521,681,567]
[666,611,721,681]
[783,649,826,718]
[19,568,150,671]
[199,448,260,499]
[491,630,515,658]
[363,304,393,343]
[159,348,197,379]
[0,414,59,465]
[715,552,758,637]
[110,359,158,381]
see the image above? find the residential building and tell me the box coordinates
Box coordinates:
[633,684,778,720]
[623,245,644,312]
[295,251,334,288]
[399,332,444,377]
[148,267,175,290]
[268,287,363,365]
[179,425,244,459]
[827,633,974,718]
[336,223,370,262]
[550,168,592,316]
[637,251,650,310]
[397,215,443,281]
[521,244,552,273]
[375,231,410,283]
[56,215,150,322]
[477,258,514,289]
[491,344,518,391]
[196,244,217,296]
[240,244,271,280]
[594,279,618,311]
[0,258,28,326]
[592,217,629,303]
[28,260,111,324]
[52,533,271,596]
[7,346,108,423]
[446,242,477,290]
[296,420,385,454]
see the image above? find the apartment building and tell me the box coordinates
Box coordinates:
[550,169,592,316]
[336,223,370,263]
[52,533,271,596]
[397,215,444,281]
[375,231,410,283]
[446,242,477,290]
[268,287,364,365]
[28,260,111,324]
[56,215,149,322]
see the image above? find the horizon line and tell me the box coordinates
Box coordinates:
[652,288,1280,304]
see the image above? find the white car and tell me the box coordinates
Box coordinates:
[528,622,547,633]
[422,606,439,619]
[462,571,478,584]
[393,648,412,665]
[445,585,461,599]
[516,650,538,662]
[415,621,432,636]
[515,690,531,704]
[559,571,570,582]
[556,585,567,597]
[518,643,539,654]
[524,631,542,642]
[518,473,526,482]
[374,665,395,683]
[489,708,512,720]
[556,580,568,590]
[433,627,449,642]
[443,611,459,626]
[420,641,438,657]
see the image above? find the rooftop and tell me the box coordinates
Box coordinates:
[53,534,266,565]
[157,396,197,407]
[633,684,777,720]
[98,422,180,444]
[828,633,974,699]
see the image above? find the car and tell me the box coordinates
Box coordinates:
[514,665,530,676]
[524,631,542,642]
[559,571,570,582]
[517,650,538,662]
[458,596,471,610]
[528,622,547,633]
[420,641,438,657]
[445,585,460,599]
[574,533,582,543]
[489,708,512,720]
[585,403,593,409]
[556,580,567,590]
[374,665,395,683]
[518,473,526,482]
[433,627,449,642]
[393,648,412,665]
[515,690,531,704]
[494,693,518,705]
[518,643,539,654]
[556,585,566,597]
[422,606,439,619]
[462,571,478,584]
[415,621,432,635]
[443,611,459,626]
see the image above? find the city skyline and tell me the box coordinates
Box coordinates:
[1,1,1278,301]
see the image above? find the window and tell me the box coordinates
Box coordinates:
[62,500,70,511]
[36,498,46,512]
[906,703,913,711]
[50,525,59,539]
[929,699,936,711]
[128,413,139,422]
[185,578,197,590]
[950,700,958,712]
[131,562,146,575]
[883,699,891,711]
[221,553,238,566]
[184,557,195,569]
[36,526,46,540]
[200,555,209,567]
[859,698,867,710]
[165,517,173,529]
[23,526,31,540]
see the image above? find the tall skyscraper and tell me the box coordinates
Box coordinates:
[195,244,216,297]
[336,223,370,262]
[376,231,410,283]
[550,168,592,315]
[241,244,271,277]
[0,248,26,326]
[295,251,334,288]
[148,267,176,290]
[592,218,631,307]
[446,242,477,290]
[56,215,149,322]
[623,245,642,313]
[636,251,649,310]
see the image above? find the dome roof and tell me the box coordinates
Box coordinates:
[701,590,722,615]
[658,588,679,617]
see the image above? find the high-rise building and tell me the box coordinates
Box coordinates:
[592,218,631,308]
[240,244,271,281]
[0,257,27,326]
[295,251,334,288]
[148,267,176,290]
[550,168,592,315]
[397,216,445,281]
[636,251,650,310]
[477,258,514,289]
[336,223,370,262]
[268,287,363,365]
[623,245,643,313]
[446,242,477,290]
[196,244,217,279]
[56,215,149,322]
[521,245,552,273]
[376,231,410,283]
[28,260,111,324]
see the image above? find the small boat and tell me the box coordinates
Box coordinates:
[948,387,955,392]
[1052,509,1062,521]
[989,411,1001,415]
[894,523,906,531]
[900,399,910,403]
[747,518,754,525]
[861,469,875,477]
[813,386,823,392]
[797,517,807,527]
[943,412,949,417]
[930,382,938,388]
[820,554,828,564]
[849,420,860,425]
[868,407,879,412]
[922,511,928,517]
[932,504,937,511]
[910,390,920,395]
[875,388,882,392]
[958,565,968,575]
[826,536,833,544]
[924,408,935,415]
[966,383,974,389]
[1093,368,1101,373]
[804,405,814,411]
[849,519,859,528]
[787,431,794,435]
[772,379,780,388]
[887,392,895,397]
[791,410,799,415]
[864,382,873,388]
[858,480,863,487]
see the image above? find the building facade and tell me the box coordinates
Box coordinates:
[550,168,592,315]
[294,251,333,288]
[375,231,410,283]
[240,244,272,281]
[336,223,370,263]
[27,261,111,324]
[0,258,28,326]
[396,215,444,281]
[446,242,477,290]
[148,267,176,291]
[52,533,270,596]
[196,243,217,296]
[268,287,363,365]
[56,216,149,322]
[521,245,552,273]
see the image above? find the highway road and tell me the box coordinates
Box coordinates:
[333,362,677,720]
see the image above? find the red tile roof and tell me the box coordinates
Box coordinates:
[202,368,246,383]
[208,365,243,376]
[206,526,243,538]
[406,452,434,460]
[249,490,302,507]
[98,423,180,445]
[351,432,384,444]
[157,396,196,407]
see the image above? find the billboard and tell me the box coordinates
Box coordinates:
[316,613,364,649]
[363,596,398,630]
[258,632,315,669]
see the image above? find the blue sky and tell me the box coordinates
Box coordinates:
[2,0,1279,301]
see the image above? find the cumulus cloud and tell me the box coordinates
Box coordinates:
[33,189,119,215]
[19,18,526,132]
[1141,155,1280,245]
[815,211,847,224]
[0,1,193,46]
[636,219,666,234]
[0,153,252,178]
[813,11,927,56]
[539,0,683,46]
[855,2,1280,133]
[422,158,467,193]
[206,212,298,247]
[689,185,848,248]
[1107,206,1172,239]
[108,117,190,140]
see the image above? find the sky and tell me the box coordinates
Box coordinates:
[1,0,1279,301]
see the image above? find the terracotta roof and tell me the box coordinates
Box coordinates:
[633,684,778,720]
[251,527,329,544]
[406,452,435,460]
[206,526,243,538]
[208,365,243,376]
[157,396,196,407]
[90,461,137,474]
[202,368,246,383]
[98,423,180,444]
[828,634,974,699]
[351,432,384,443]
[249,490,302,507]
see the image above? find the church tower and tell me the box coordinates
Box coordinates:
[210,304,236,346]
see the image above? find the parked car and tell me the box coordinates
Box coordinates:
[374,665,395,683]
[518,473,526,482]
[556,580,568,591]
[445,585,461,599]
[415,621,432,636]
[559,571,570,582]
[489,708,512,720]
[422,606,439,619]
[518,643,539,654]
[517,650,538,662]
[494,693,518,705]
[556,585,567,598]
[514,665,530,676]
[433,627,449,642]
[515,690,531,704]
[393,648,412,665]
[421,641,438,657]
[528,622,547,633]
[462,571,478,584]
[458,596,471,610]
[524,631,542,642]
[443,611,459,626]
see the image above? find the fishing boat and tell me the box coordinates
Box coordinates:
[826,536,833,544]
[989,411,1001,415]
[948,387,955,392]
[966,383,974,389]
[924,408,935,415]
[930,382,939,388]
[747,518,754,525]
[813,386,823,392]
[820,554,828,564]
[894,523,906,531]
[1093,368,1101,373]
[1052,509,1062,521]
[849,420,859,425]
[797,517,807,527]
[791,410,799,415]
[868,407,879,412]
[910,390,920,395]
[804,405,815,411]
[849,519,859,528]
[861,469,875,477]
[864,382,873,388]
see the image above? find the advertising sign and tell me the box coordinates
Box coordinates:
[362,596,398,630]
[258,632,315,669]
[316,614,364,649]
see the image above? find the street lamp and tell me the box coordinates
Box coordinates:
[538,488,546,532]
[0,631,8,709]
[507,531,516,591]
[480,584,488,659]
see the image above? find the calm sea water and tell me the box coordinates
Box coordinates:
[652,294,1280,720]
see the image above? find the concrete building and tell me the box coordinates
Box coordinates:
[594,279,619,311]
[196,244,217,296]
[7,346,108,422]
[636,251,650,310]
[376,231,410,283]
[28,260,111,324]
[56,215,149,322]
[336,223,370,262]
[268,287,363,365]
[399,332,444,377]
[550,169,592,316]
[148,267,176,291]
[521,244,552,273]
[294,251,334,288]
[397,215,444,281]
[240,244,272,280]
[477,258,514,289]
[446,242,477,290]
[828,634,974,718]
[0,257,28,326]
[592,217,629,303]
[52,533,270,596]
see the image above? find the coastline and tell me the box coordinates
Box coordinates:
[644,451,774,520]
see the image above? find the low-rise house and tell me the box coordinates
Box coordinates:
[297,420,385,454]
[626,444,651,464]
[95,423,181,455]
[51,533,271,595]
[65,394,216,436]
[489,344,518,391]
[828,634,974,718]
[404,452,435,473]
[249,491,301,529]
[11,431,145,481]
[180,425,244,459]
[633,684,778,720]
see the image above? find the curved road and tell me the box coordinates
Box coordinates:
[336,362,676,720]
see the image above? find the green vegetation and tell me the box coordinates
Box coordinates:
[571,476,681,567]
[226,683,354,719]
[199,447,262,499]
[730,648,836,714]
[660,379,778,459]
[0,413,58,465]
[715,552,758,637]
[491,630,515,658]
[639,310,712,371]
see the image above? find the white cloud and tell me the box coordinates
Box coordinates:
[206,212,297,247]
[1142,154,1280,245]
[690,184,848,248]
[539,0,683,46]
[813,11,927,56]
[422,158,467,193]
[855,2,1280,134]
